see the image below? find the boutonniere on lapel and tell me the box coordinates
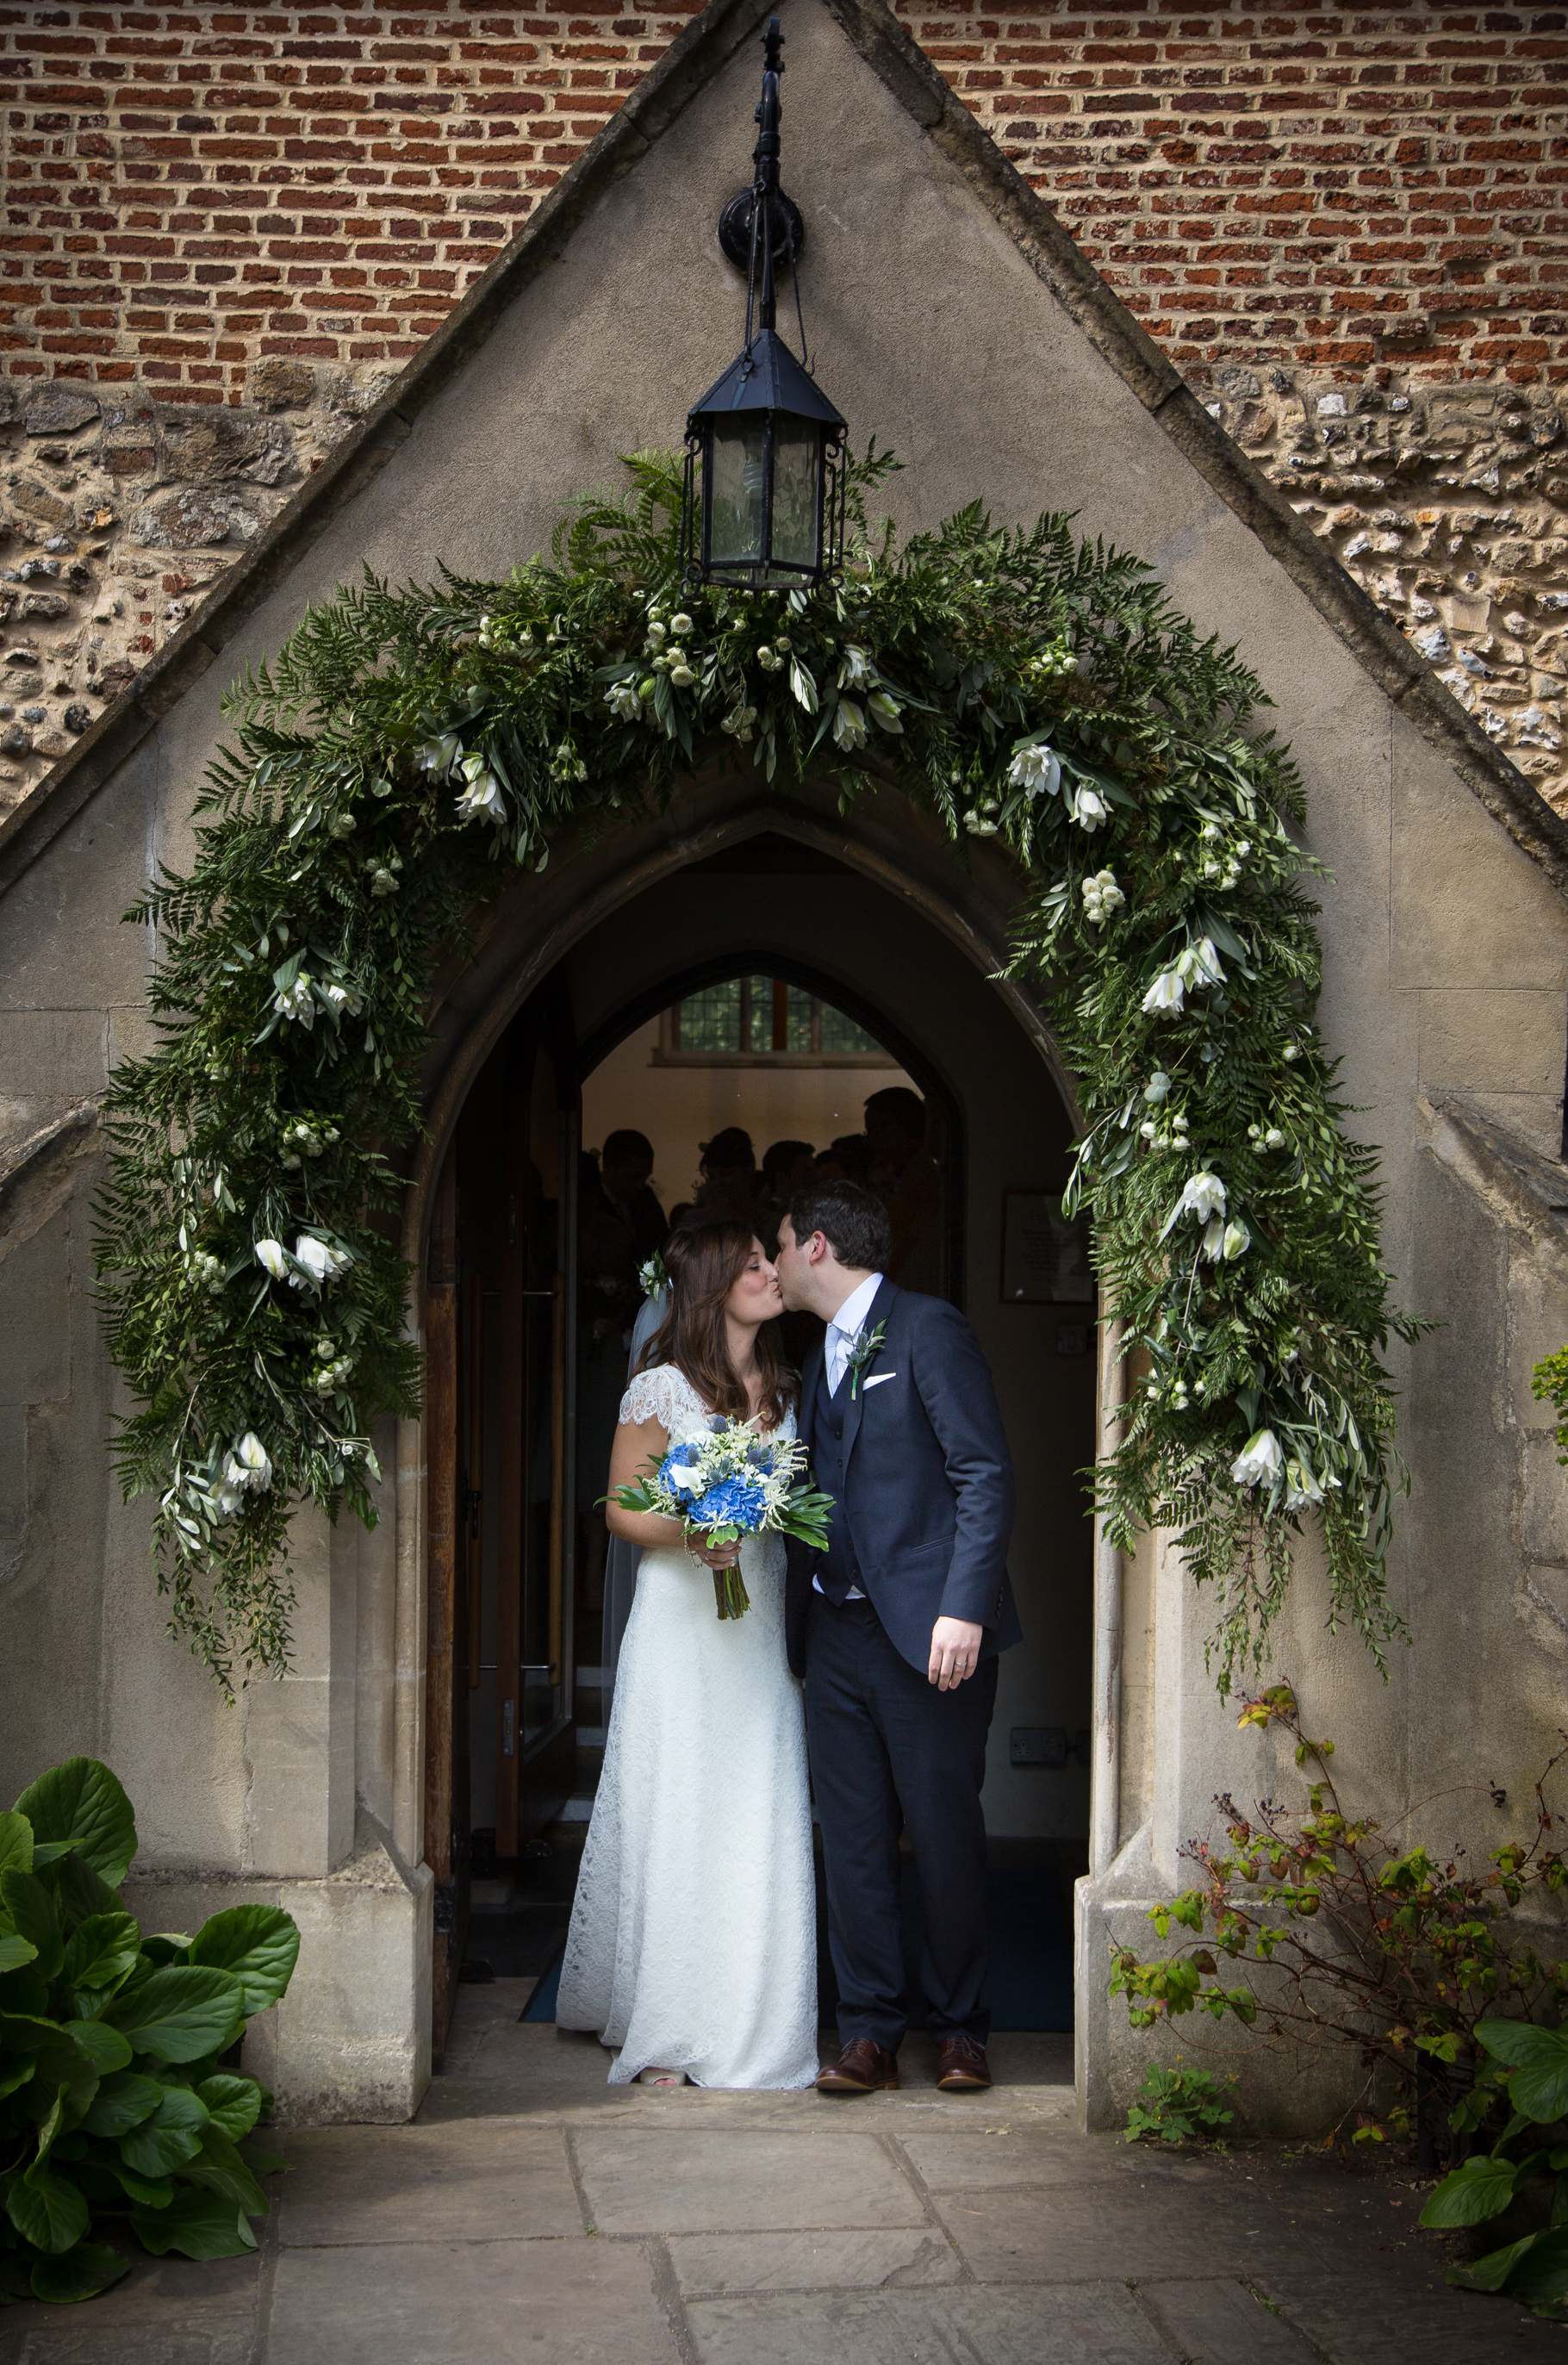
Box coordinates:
[845,1319,888,1400]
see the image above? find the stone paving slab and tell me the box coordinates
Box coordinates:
[665,2225,962,2293]
[927,2175,1334,2285]
[1137,2275,1322,2363]
[572,2122,929,2234]
[266,2235,681,2364]
[278,2119,584,2245]
[681,2281,1176,2363]
[0,2250,261,2365]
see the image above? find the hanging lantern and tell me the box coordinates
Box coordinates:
[681,17,847,589]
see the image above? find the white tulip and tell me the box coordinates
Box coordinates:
[1230,1428,1283,1491]
[454,768,505,826]
[1178,1171,1227,1224]
[1070,787,1108,831]
[605,681,643,721]
[1200,1214,1226,1260]
[1007,744,1061,799]
[831,699,867,752]
[255,1238,289,1280]
[1221,1219,1251,1260]
[290,1235,352,1290]
[1142,968,1185,1015]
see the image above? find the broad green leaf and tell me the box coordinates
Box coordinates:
[109,2163,173,2208]
[1505,2226,1568,2306]
[0,1814,33,1881]
[188,1906,300,2013]
[0,2053,34,2100]
[0,1872,62,1983]
[60,2019,132,2076]
[107,1965,245,2063]
[63,1912,141,1999]
[80,2069,163,2138]
[0,1965,49,2017]
[1448,2235,1538,2294]
[1421,2153,1520,2226]
[0,1936,37,1976]
[117,2085,209,2176]
[131,2187,258,2261]
[5,2163,90,2256]
[1477,2020,1568,2123]
[0,2020,99,2128]
[28,2242,131,2305]
[184,2125,268,2215]
[140,1935,191,1966]
[197,2073,264,2141]
[56,1852,123,1929]
[14,1760,136,1887]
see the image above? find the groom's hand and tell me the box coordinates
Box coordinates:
[929,1617,983,1690]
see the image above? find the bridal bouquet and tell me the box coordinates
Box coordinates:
[613,1416,834,1620]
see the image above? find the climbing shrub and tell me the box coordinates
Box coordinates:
[95,448,1420,1690]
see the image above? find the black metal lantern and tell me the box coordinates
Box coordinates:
[681,16,847,590]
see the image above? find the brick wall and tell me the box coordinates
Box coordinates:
[4,3,1568,817]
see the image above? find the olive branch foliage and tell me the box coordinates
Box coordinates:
[95,445,1422,1694]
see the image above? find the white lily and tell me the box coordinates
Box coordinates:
[273,974,314,1028]
[319,980,364,1019]
[1070,786,1108,831]
[1142,968,1185,1015]
[1178,1171,1227,1224]
[255,1238,289,1281]
[1176,936,1226,989]
[454,764,505,825]
[223,1431,273,1497]
[290,1234,352,1290]
[832,699,867,752]
[605,681,643,721]
[1008,744,1061,799]
[1284,1456,1326,1510]
[1221,1219,1251,1260]
[1230,1428,1284,1491]
[867,690,903,733]
[1199,1214,1226,1260]
[838,645,870,688]
[415,731,462,779]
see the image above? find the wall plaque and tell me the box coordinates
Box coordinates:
[1000,1191,1095,1304]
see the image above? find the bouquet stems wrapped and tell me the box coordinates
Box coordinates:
[613,1413,834,1621]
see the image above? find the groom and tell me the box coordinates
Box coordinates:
[775,1179,1019,2095]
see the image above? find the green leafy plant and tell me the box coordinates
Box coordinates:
[1421,2020,1568,2320]
[0,1757,297,2307]
[96,446,1420,1692]
[1109,1686,1568,2142]
[1532,1348,1568,1465]
[1123,2060,1237,2145]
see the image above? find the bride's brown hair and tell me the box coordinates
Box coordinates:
[638,1216,794,1428]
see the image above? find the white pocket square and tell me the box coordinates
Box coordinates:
[862,1371,898,1389]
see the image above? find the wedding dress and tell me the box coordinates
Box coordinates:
[556,1363,819,2088]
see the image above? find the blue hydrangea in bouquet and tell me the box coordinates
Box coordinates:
[613,1414,834,1620]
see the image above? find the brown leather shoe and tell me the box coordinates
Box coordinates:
[815,2038,899,2094]
[935,2035,992,2091]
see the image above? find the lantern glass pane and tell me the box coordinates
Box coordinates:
[708,419,768,565]
[771,420,821,570]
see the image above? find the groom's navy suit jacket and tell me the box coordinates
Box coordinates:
[786,1278,1021,1679]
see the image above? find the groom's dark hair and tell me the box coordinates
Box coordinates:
[787,1179,892,1274]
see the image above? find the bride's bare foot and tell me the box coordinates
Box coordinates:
[638,2065,688,2086]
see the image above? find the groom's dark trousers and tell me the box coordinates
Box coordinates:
[787,1279,1020,2053]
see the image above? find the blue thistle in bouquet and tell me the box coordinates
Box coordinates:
[613,1414,834,1619]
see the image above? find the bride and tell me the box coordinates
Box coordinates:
[555,1215,819,2088]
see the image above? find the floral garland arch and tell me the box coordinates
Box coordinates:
[97,450,1422,1695]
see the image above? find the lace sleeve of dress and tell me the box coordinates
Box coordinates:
[619,1364,700,1433]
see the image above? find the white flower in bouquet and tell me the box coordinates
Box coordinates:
[369,864,400,897]
[273,974,314,1028]
[255,1238,289,1281]
[1264,1128,1286,1151]
[329,811,357,838]
[1199,1213,1226,1260]
[222,1431,273,1501]
[867,690,903,733]
[319,980,363,1019]
[1176,937,1225,989]
[645,618,668,646]
[832,699,868,752]
[838,644,870,688]
[756,644,783,672]
[669,662,696,688]
[720,702,758,742]
[614,1413,833,1621]
[1008,743,1061,799]
[1177,1171,1227,1225]
[669,613,694,638]
[1221,1218,1251,1260]
[1069,786,1108,831]
[290,1234,352,1290]
[605,681,643,721]
[1231,1428,1283,1491]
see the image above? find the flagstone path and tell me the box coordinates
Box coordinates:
[2,1981,1564,2363]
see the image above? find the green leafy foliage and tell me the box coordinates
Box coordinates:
[1123,2060,1236,2145]
[1421,2019,1568,2321]
[96,448,1417,1691]
[0,1758,295,2307]
[1110,1687,1568,2165]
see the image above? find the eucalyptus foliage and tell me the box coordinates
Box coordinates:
[96,448,1421,1692]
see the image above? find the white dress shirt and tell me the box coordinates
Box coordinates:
[813,1272,884,1599]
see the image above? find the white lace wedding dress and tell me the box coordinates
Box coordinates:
[555,1364,819,2088]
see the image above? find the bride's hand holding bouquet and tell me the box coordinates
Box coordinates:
[614,1415,833,1620]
